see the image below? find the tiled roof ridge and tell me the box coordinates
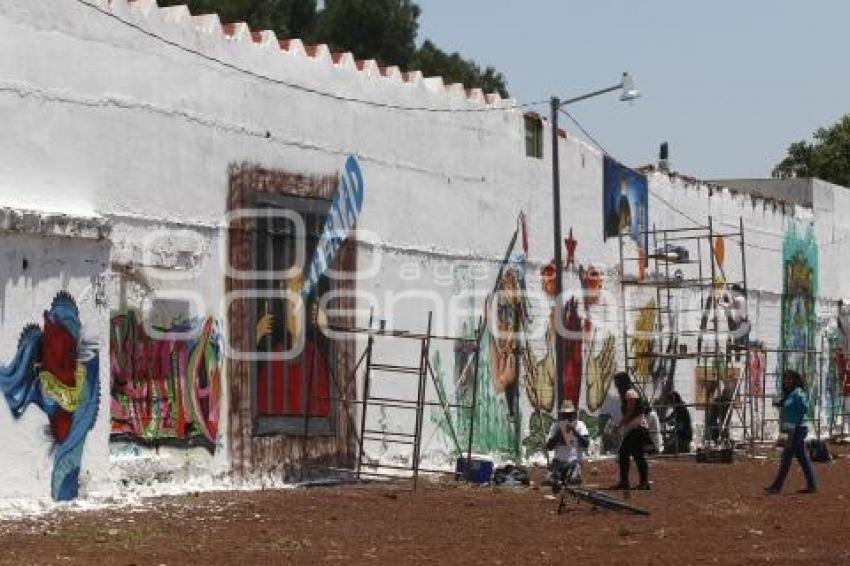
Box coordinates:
[113,0,514,109]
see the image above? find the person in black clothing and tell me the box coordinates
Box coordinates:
[613,372,651,490]
[706,380,735,444]
[662,391,692,454]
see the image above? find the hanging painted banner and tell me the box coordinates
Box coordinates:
[301,155,365,302]
[603,156,648,251]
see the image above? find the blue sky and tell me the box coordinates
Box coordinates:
[415,0,849,179]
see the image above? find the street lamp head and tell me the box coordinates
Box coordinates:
[619,72,641,102]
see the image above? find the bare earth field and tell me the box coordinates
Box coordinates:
[2,449,849,565]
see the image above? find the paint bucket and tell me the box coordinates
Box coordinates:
[455,457,494,483]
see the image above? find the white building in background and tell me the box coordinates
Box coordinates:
[0,0,848,505]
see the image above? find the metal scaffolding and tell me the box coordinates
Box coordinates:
[298,312,480,490]
[618,216,756,454]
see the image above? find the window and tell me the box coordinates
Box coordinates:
[525,114,543,158]
[252,194,335,436]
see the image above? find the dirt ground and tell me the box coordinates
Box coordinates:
[2,448,849,565]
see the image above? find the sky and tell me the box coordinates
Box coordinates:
[414,0,850,179]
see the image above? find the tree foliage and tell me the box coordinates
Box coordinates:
[157,0,508,96]
[412,40,508,98]
[315,0,420,71]
[773,115,850,187]
[159,0,318,38]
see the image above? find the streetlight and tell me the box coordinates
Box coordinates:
[550,72,640,407]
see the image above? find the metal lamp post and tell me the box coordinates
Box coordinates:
[551,72,641,406]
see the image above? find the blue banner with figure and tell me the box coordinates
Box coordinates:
[603,156,648,252]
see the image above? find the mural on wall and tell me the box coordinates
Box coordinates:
[520,261,558,458]
[227,160,360,474]
[579,264,603,310]
[603,156,649,253]
[779,223,818,393]
[461,266,517,456]
[110,311,222,450]
[585,332,617,413]
[429,262,522,459]
[564,228,578,270]
[429,212,619,460]
[563,297,584,406]
[0,292,99,501]
[488,263,528,415]
[631,298,658,382]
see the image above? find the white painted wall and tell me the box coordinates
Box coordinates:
[0,0,847,503]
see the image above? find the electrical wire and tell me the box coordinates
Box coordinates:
[558,108,611,156]
[74,0,548,114]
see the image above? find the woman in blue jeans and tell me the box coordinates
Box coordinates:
[766,369,817,494]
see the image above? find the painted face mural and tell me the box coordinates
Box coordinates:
[0,292,100,501]
[779,223,818,393]
[488,266,526,397]
[110,311,221,450]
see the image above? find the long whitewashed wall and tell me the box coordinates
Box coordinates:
[0,0,847,502]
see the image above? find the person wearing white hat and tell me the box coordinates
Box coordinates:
[544,399,589,491]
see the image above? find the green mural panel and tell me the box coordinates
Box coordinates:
[779,222,818,412]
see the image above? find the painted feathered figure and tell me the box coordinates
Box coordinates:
[0,292,100,501]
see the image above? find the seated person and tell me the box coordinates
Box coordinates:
[544,400,589,491]
[662,391,693,453]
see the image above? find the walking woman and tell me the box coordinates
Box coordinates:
[613,372,651,490]
[765,369,817,494]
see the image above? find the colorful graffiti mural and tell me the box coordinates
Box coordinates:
[779,223,818,391]
[0,292,99,501]
[110,311,222,450]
